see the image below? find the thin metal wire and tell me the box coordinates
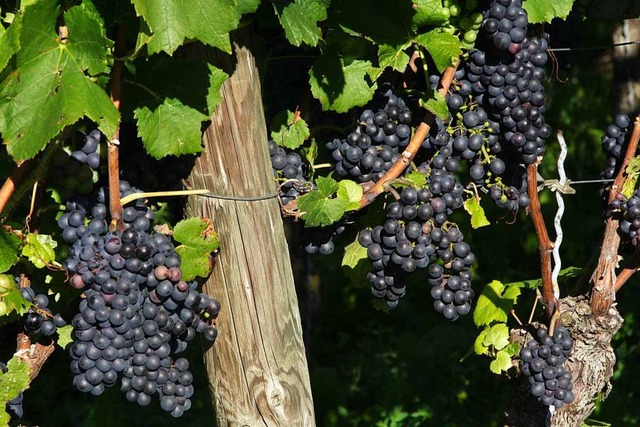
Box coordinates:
[548,40,640,52]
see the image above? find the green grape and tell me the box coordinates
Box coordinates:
[463,30,477,43]
[460,17,473,31]
[449,4,461,17]
[0,274,12,293]
[0,300,7,316]
[471,12,483,24]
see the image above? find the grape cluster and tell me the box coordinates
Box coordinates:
[520,325,575,408]
[48,150,96,199]
[70,130,102,170]
[482,0,527,52]
[327,88,411,183]
[612,190,640,248]
[269,140,313,205]
[358,187,475,317]
[601,114,631,180]
[17,282,67,337]
[59,182,220,417]
[302,223,346,255]
[1,361,23,419]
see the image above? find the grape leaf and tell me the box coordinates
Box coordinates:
[342,235,370,286]
[56,324,74,349]
[337,180,363,211]
[1,281,31,316]
[490,349,513,374]
[22,234,57,269]
[523,0,575,23]
[376,42,411,76]
[302,140,318,172]
[473,280,521,327]
[0,228,20,273]
[414,30,462,73]
[503,342,521,357]
[403,171,428,187]
[621,156,640,198]
[134,98,209,159]
[272,0,329,47]
[463,197,490,229]
[0,0,119,161]
[132,0,257,55]
[482,323,510,351]
[474,328,489,355]
[309,49,375,113]
[412,0,450,28]
[297,176,348,227]
[0,11,21,75]
[420,90,449,120]
[270,110,310,149]
[173,217,219,282]
[0,356,29,425]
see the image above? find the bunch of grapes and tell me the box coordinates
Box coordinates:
[1,361,23,419]
[301,223,346,255]
[327,88,411,183]
[269,141,313,206]
[18,284,67,337]
[482,0,528,51]
[519,325,575,408]
[611,190,640,248]
[600,113,631,180]
[358,187,475,317]
[59,181,220,417]
[70,130,102,170]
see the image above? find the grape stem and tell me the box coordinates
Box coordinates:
[120,189,211,206]
[614,253,640,292]
[526,161,556,319]
[107,25,127,231]
[358,66,458,209]
[0,161,33,216]
[590,115,640,315]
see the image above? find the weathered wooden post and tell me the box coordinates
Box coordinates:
[185,32,316,426]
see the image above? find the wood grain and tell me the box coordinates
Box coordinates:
[185,32,315,426]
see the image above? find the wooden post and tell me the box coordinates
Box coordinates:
[185,33,316,426]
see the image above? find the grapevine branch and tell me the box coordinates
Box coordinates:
[590,115,640,315]
[107,25,127,230]
[527,162,556,319]
[614,253,640,292]
[0,161,33,216]
[358,66,457,209]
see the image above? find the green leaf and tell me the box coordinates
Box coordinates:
[473,280,521,327]
[297,176,347,227]
[474,328,489,355]
[523,0,575,23]
[414,30,462,73]
[463,197,490,229]
[420,90,449,120]
[131,0,251,55]
[56,324,74,349]
[403,170,428,187]
[0,0,119,161]
[272,0,329,47]
[0,11,21,74]
[503,342,521,357]
[342,235,370,287]
[309,49,375,113]
[412,0,450,28]
[0,356,30,424]
[337,180,363,211]
[134,98,209,159]
[270,110,310,149]
[622,156,640,198]
[342,235,368,269]
[302,139,318,170]
[173,217,219,281]
[482,323,510,351]
[0,228,21,273]
[1,280,31,316]
[22,233,57,269]
[377,42,411,74]
[489,349,513,374]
